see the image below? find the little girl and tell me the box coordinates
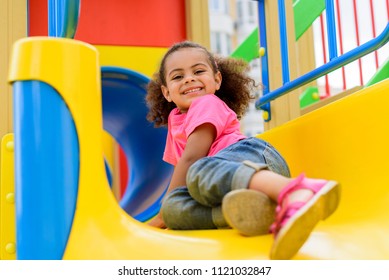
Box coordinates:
[145,41,340,260]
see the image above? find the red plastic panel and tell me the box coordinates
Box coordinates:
[28,0,48,36]
[28,0,187,47]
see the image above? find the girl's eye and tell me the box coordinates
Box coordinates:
[172,75,182,80]
[195,69,205,74]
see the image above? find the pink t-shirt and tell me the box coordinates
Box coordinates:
[163,94,246,166]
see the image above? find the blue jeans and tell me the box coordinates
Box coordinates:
[161,137,290,229]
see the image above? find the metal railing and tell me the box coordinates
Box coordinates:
[256,0,389,121]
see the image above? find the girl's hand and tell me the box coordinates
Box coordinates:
[148,213,167,229]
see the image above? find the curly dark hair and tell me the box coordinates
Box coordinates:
[146,41,257,127]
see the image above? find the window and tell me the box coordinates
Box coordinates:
[226,34,232,54]
[223,0,229,14]
[215,32,222,54]
[210,0,229,14]
[237,1,243,20]
[248,1,257,24]
[211,32,233,56]
[248,1,255,17]
[210,0,219,12]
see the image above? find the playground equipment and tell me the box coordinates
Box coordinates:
[101,67,172,220]
[256,0,389,120]
[8,36,389,260]
[2,0,389,260]
[8,37,273,260]
[0,134,16,260]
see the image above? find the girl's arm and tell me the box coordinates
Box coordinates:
[168,123,216,189]
[148,123,216,228]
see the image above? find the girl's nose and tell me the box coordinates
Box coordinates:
[184,74,195,83]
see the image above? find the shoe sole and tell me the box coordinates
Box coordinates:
[222,189,276,236]
[270,181,340,260]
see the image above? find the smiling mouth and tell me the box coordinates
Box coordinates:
[183,88,202,95]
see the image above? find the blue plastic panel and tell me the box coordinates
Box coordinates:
[101,67,173,221]
[48,0,80,38]
[13,81,79,259]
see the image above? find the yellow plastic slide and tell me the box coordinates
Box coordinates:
[260,78,389,259]
[9,37,389,260]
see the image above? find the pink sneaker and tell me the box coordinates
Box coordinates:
[270,173,340,260]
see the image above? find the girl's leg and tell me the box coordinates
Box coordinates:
[184,138,289,234]
[186,138,290,206]
[161,153,266,230]
[161,159,272,230]
[161,186,229,230]
[162,138,292,232]
[248,170,311,202]
[225,169,340,259]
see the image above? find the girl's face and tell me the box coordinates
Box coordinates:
[161,48,222,113]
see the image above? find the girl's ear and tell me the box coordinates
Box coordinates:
[215,71,222,91]
[161,85,172,102]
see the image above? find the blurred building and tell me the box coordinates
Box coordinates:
[208,0,264,136]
